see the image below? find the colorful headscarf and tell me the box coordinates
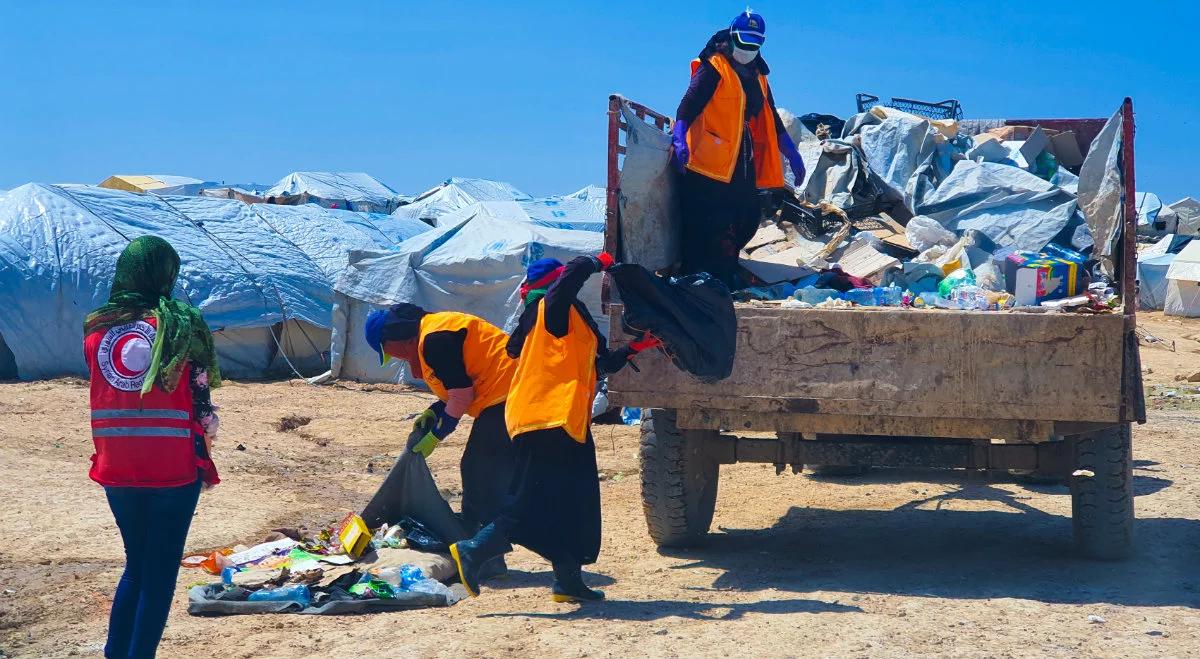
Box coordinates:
[84,236,220,395]
[519,258,564,307]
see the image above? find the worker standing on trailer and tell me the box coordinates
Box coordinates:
[84,236,221,659]
[363,304,519,541]
[672,9,806,287]
[449,254,661,602]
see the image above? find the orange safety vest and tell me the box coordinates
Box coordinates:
[685,52,784,188]
[416,312,516,419]
[504,301,597,443]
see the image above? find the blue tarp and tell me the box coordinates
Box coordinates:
[331,213,602,383]
[265,172,405,214]
[914,160,1077,252]
[432,198,604,232]
[0,184,412,380]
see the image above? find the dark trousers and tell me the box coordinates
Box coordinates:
[460,403,517,532]
[679,147,761,288]
[104,478,201,659]
[494,427,602,566]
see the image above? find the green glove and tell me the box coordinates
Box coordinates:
[413,407,438,433]
[412,431,440,458]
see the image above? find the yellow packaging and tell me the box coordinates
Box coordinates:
[337,513,373,559]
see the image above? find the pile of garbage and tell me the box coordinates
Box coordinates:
[184,513,467,616]
[736,105,1125,313]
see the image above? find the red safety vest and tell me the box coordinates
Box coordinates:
[85,316,218,487]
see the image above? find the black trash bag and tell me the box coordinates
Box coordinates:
[798,112,846,139]
[608,264,736,383]
[360,426,470,546]
[397,516,450,553]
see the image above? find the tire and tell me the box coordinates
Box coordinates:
[640,409,720,548]
[1070,423,1133,560]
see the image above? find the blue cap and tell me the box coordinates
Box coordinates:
[525,257,564,284]
[730,9,765,48]
[364,309,388,366]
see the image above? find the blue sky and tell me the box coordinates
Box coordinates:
[1,1,1196,201]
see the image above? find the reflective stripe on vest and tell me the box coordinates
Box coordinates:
[417,312,517,418]
[91,409,191,421]
[684,52,784,188]
[504,301,597,443]
[93,426,192,438]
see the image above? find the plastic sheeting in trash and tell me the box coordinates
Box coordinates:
[330,213,603,383]
[857,111,938,210]
[0,184,335,380]
[615,99,680,272]
[431,198,603,232]
[394,177,531,224]
[1078,108,1124,275]
[265,172,406,214]
[913,160,1077,252]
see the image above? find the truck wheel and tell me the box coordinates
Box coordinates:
[640,409,719,548]
[1070,423,1133,560]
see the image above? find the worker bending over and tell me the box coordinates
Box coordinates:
[672,9,805,287]
[364,304,518,536]
[450,254,659,602]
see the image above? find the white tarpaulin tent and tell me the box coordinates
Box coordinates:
[330,213,603,383]
[565,185,607,213]
[1170,197,1200,237]
[1165,239,1200,317]
[432,198,604,232]
[1137,253,1176,311]
[394,177,530,225]
[0,184,417,380]
[265,172,406,214]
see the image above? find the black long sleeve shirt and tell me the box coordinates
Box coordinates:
[508,256,632,376]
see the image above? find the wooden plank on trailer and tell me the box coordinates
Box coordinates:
[672,408,1055,442]
[609,305,1125,423]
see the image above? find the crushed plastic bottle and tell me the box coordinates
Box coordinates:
[410,578,460,604]
[400,564,425,589]
[795,287,839,304]
[842,288,877,306]
[874,286,903,307]
[247,584,312,608]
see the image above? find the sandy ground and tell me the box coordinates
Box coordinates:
[1,313,1199,658]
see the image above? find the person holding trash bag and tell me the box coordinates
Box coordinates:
[450,254,661,603]
[672,9,805,287]
[84,235,221,659]
[363,304,521,536]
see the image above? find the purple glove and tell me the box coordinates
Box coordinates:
[671,120,690,174]
[778,129,806,183]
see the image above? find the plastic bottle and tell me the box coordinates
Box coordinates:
[796,287,839,304]
[874,286,903,307]
[400,564,425,589]
[410,578,454,600]
[842,288,877,306]
[373,566,404,589]
[221,566,239,586]
[247,584,312,608]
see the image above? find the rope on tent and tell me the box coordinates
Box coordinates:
[153,196,313,383]
[244,203,335,362]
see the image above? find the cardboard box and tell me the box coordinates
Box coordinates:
[1048,131,1085,168]
[1006,252,1081,306]
[338,513,374,559]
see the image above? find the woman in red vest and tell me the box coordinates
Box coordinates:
[84,236,220,659]
[672,10,806,287]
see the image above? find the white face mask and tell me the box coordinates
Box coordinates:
[731,46,758,65]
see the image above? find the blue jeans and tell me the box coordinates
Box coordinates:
[104,478,201,659]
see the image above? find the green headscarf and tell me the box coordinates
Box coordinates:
[84,235,221,395]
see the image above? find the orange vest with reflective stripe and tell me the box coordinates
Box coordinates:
[685,53,784,188]
[417,312,516,418]
[504,301,597,443]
